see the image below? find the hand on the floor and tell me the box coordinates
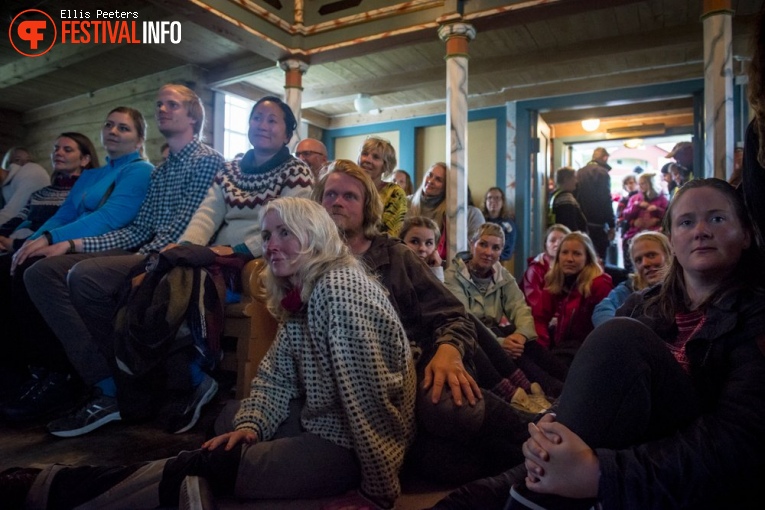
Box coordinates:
[523,419,599,498]
[422,343,481,406]
[202,429,257,451]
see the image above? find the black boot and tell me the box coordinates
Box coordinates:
[0,467,42,510]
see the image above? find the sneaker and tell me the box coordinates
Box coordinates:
[47,391,121,437]
[0,467,42,510]
[167,374,219,434]
[179,475,217,510]
[528,383,553,413]
[1,371,80,423]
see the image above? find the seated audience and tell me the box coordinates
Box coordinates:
[399,215,443,280]
[0,109,154,424]
[0,197,416,510]
[503,178,764,510]
[408,162,484,262]
[393,169,414,195]
[21,84,223,437]
[312,160,528,484]
[434,177,765,510]
[521,224,571,310]
[592,231,671,327]
[444,223,562,402]
[620,172,668,272]
[482,186,516,261]
[0,133,99,252]
[0,147,50,226]
[547,167,587,233]
[531,232,612,368]
[357,136,406,237]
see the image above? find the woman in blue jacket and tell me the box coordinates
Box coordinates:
[0,106,152,423]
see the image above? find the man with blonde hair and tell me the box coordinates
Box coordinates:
[312,160,528,484]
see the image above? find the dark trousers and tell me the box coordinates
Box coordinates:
[431,317,700,509]
[0,254,74,374]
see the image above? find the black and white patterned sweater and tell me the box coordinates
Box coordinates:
[234,265,416,504]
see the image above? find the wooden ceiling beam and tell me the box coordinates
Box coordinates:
[302,22,704,106]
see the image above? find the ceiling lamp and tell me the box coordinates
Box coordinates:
[581,118,600,132]
[623,138,643,149]
[354,93,376,114]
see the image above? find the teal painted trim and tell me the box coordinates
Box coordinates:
[322,106,506,187]
[514,79,705,262]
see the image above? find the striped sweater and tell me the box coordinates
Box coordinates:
[0,173,79,247]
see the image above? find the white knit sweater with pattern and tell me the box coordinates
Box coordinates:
[234,266,416,504]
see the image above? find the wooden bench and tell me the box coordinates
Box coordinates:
[221,258,278,399]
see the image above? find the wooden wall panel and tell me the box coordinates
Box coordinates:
[19,65,212,173]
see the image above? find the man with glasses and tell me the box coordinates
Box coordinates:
[294,138,328,179]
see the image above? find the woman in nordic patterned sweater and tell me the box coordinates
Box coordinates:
[177,96,313,258]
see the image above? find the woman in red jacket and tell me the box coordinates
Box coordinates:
[531,232,612,367]
[522,224,571,311]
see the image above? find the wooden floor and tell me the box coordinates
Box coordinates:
[0,383,226,473]
[0,373,453,509]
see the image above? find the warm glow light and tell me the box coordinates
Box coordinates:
[623,138,643,149]
[581,118,600,132]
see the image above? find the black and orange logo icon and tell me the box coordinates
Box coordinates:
[9,9,57,57]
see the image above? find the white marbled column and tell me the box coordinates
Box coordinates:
[439,22,476,261]
[702,2,734,180]
[279,58,309,150]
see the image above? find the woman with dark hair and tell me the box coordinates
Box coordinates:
[482,186,516,261]
[175,95,313,259]
[0,197,416,510]
[0,107,152,424]
[0,133,99,252]
[393,169,414,196]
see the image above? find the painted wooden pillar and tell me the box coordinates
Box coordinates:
[279,58,309,149]
[702,0,734,180]
[438,22,476,261]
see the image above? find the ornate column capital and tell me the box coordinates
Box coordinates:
[438,22,476,59]
[278,58,309,74]
[701,0,733,18]
[279,58,309,89]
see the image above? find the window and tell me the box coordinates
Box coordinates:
[223,94,254,160]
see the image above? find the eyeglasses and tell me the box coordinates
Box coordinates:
[294,150,325,158]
